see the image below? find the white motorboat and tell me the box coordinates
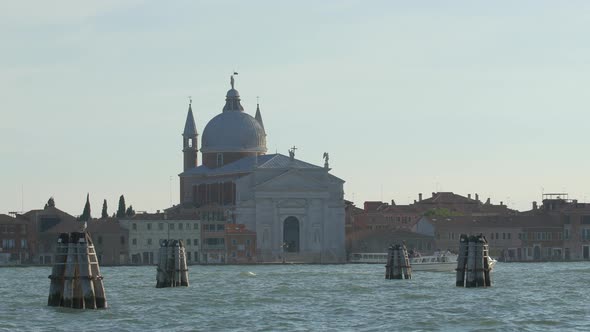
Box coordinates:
[349,252,497,272]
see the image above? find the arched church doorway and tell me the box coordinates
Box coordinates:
[283,217,300,253]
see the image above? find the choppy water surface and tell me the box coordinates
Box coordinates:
[1,263,589,331]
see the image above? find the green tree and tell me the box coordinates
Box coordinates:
[44,197,55,209]
[101,199,108,219]
[80,193,91,221]
[116,195,126,218]
[423,208,462,218]
[126,205,135,217]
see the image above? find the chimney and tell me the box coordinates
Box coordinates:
[419,193,423,201]
[500,201,503,206]
[468,194,471,199]
[414,200,417,204]
[432,192,436,197]
[475,193,479,202]
[532,201,538,210]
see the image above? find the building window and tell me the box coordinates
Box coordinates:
[232,251,236,258]
[246,239,251,245]
[502,233,506,240]
[132,223,137,230]
[186,223,190,230]
[187,251,192,261]
[565,229,570,239]
[147,239,152,245]
[169,223,175,230]
[179,223,183,230]
[194,239,199,246]
[217,153,224,167]
[232,239,237,245]
[507,233,511,240]
[217,224,224,231]
[187,239,191,246]
[247,251,251,257]
[194,223,199,230]
[159,223,164,230]
[120,236,125,245]
[20,239,27,249]
[132,238,137,245]
[147,223,152,230]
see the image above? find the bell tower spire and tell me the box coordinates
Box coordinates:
[254,97,265,129]
[182,97,198,171]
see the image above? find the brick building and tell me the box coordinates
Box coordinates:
[225,224,256,264]
[0,214,33,264]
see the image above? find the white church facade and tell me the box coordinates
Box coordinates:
[176,76,346,263]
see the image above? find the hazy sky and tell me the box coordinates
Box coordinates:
[1,0,589,216]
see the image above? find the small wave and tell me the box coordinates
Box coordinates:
[239,271,257,277]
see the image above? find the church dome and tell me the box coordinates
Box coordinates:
[201,111,267,153]
[200,76,267,154]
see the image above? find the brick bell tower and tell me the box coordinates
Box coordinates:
[182,99,198,171]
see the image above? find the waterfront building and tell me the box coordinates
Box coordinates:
[87,219,129,265]
[0,214,33,264]
[200,217,226,264]
[523,193,590,260]
[225,224,256,264]
[19,207,77,264]
[175,76,346,263]
[347,192,516,258]
[120,213,202,264]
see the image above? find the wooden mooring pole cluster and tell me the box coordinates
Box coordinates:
[47,232,107,309]
[456,234,492,288]
[385,244,412,279]
[156,239,189,288]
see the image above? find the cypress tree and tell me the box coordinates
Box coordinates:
[101,199,108,219]
[116,195,126,218]
[126,205,136,217]
[80,193,91,221]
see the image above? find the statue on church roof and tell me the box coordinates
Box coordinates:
[230,72,238,89]
[288,146,297,161]
[323,152,329,169]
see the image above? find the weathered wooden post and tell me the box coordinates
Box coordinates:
[385,245,394,279]
[179,241,189,287]
[401,245,412,279]
[48,233,69,307]
[77,233,96,309]
[466,235,476,287]
[156,239,189,288]
[156,240,169,288]
[456,234,468,287]
[47,232,107,309]
[482,235,492,287]
[456,233,492,288]
[474,234,485,287]
[62,235,77,308]
[385,244,411,280]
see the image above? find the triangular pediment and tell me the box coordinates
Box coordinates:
[255,170,326,192]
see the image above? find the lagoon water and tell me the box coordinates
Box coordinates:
[1,263,589,331]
